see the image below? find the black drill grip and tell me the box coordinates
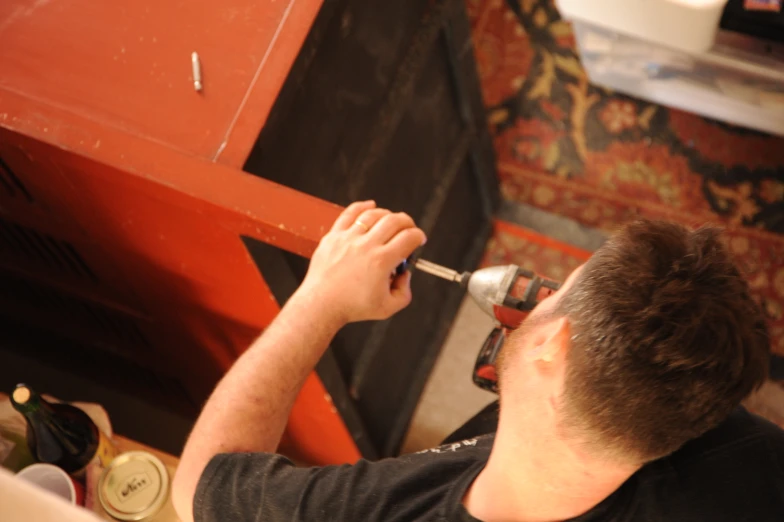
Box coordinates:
[395,254,418,276]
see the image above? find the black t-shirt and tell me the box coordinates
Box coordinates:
[194,407,784,521]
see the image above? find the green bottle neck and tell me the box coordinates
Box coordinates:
[10,385,46,415]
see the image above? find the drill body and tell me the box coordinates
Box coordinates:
[466,265,561,329]
[464,265,561,392]
[409,259,562,393]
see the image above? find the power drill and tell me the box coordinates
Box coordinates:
[403,259,561,393]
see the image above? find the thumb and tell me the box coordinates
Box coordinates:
[389,271,413,310]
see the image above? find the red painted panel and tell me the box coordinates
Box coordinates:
[0,0,322,166]
[0,87,343,259]
[494,220,592,261]
[0,86,359,465]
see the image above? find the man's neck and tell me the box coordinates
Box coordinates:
[463,410,639,522]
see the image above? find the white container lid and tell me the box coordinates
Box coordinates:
[557,0,729,53]
[98,451,169,521]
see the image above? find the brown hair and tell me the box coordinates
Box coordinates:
[556,220,769,462]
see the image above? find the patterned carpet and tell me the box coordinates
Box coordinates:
[469,0,784,358]
[481,220,590,278]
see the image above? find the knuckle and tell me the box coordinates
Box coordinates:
[383,213,409,230]
[362,209,384,222]
[396,212,414,225]
[403,227,424,242]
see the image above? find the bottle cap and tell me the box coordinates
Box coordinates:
[12,385,31,404]
[99,451,169,521]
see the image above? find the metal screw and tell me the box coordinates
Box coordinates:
[191,52,203,92]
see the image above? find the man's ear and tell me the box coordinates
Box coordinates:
[525,317,570,363]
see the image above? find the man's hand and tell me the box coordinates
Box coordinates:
[296,200,427,326]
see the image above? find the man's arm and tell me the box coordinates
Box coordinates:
[172,201,426,522]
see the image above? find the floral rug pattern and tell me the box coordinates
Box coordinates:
[469,0,784,357]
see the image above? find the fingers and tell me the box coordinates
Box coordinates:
[381,227,426,262]
[365,212,416,245]
[331,200,376,232]
[350,208,392,235]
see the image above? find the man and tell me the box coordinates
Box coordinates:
[172,201,784,522]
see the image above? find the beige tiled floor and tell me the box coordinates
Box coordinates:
[401,296,498,454]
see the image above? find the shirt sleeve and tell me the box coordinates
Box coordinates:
[193,452,392,522]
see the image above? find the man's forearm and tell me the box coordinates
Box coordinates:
[172,287,343,522]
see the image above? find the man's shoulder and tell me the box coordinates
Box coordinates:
[669,407,784,468]
[388,434,494,477]
[195,435,493,522]
[407,434,495,458]
[627,407,784,522]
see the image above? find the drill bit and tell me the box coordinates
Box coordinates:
[414,259,467,284]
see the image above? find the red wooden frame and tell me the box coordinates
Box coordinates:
[493,220,593,261]
[0,79,361,465]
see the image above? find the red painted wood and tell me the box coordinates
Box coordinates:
[0,0,363,462]
[0,87,342,259]
[0,120,359,463]
[214,0,325,166]
[494,220,592,261]
[0,0,322,167]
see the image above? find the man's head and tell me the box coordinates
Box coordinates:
[498,220,769,463]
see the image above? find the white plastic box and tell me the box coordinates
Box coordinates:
[557,0,730,54]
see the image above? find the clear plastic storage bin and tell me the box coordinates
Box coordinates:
[573,22,784,136]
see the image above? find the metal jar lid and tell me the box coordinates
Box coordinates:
[99,451,169,521]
